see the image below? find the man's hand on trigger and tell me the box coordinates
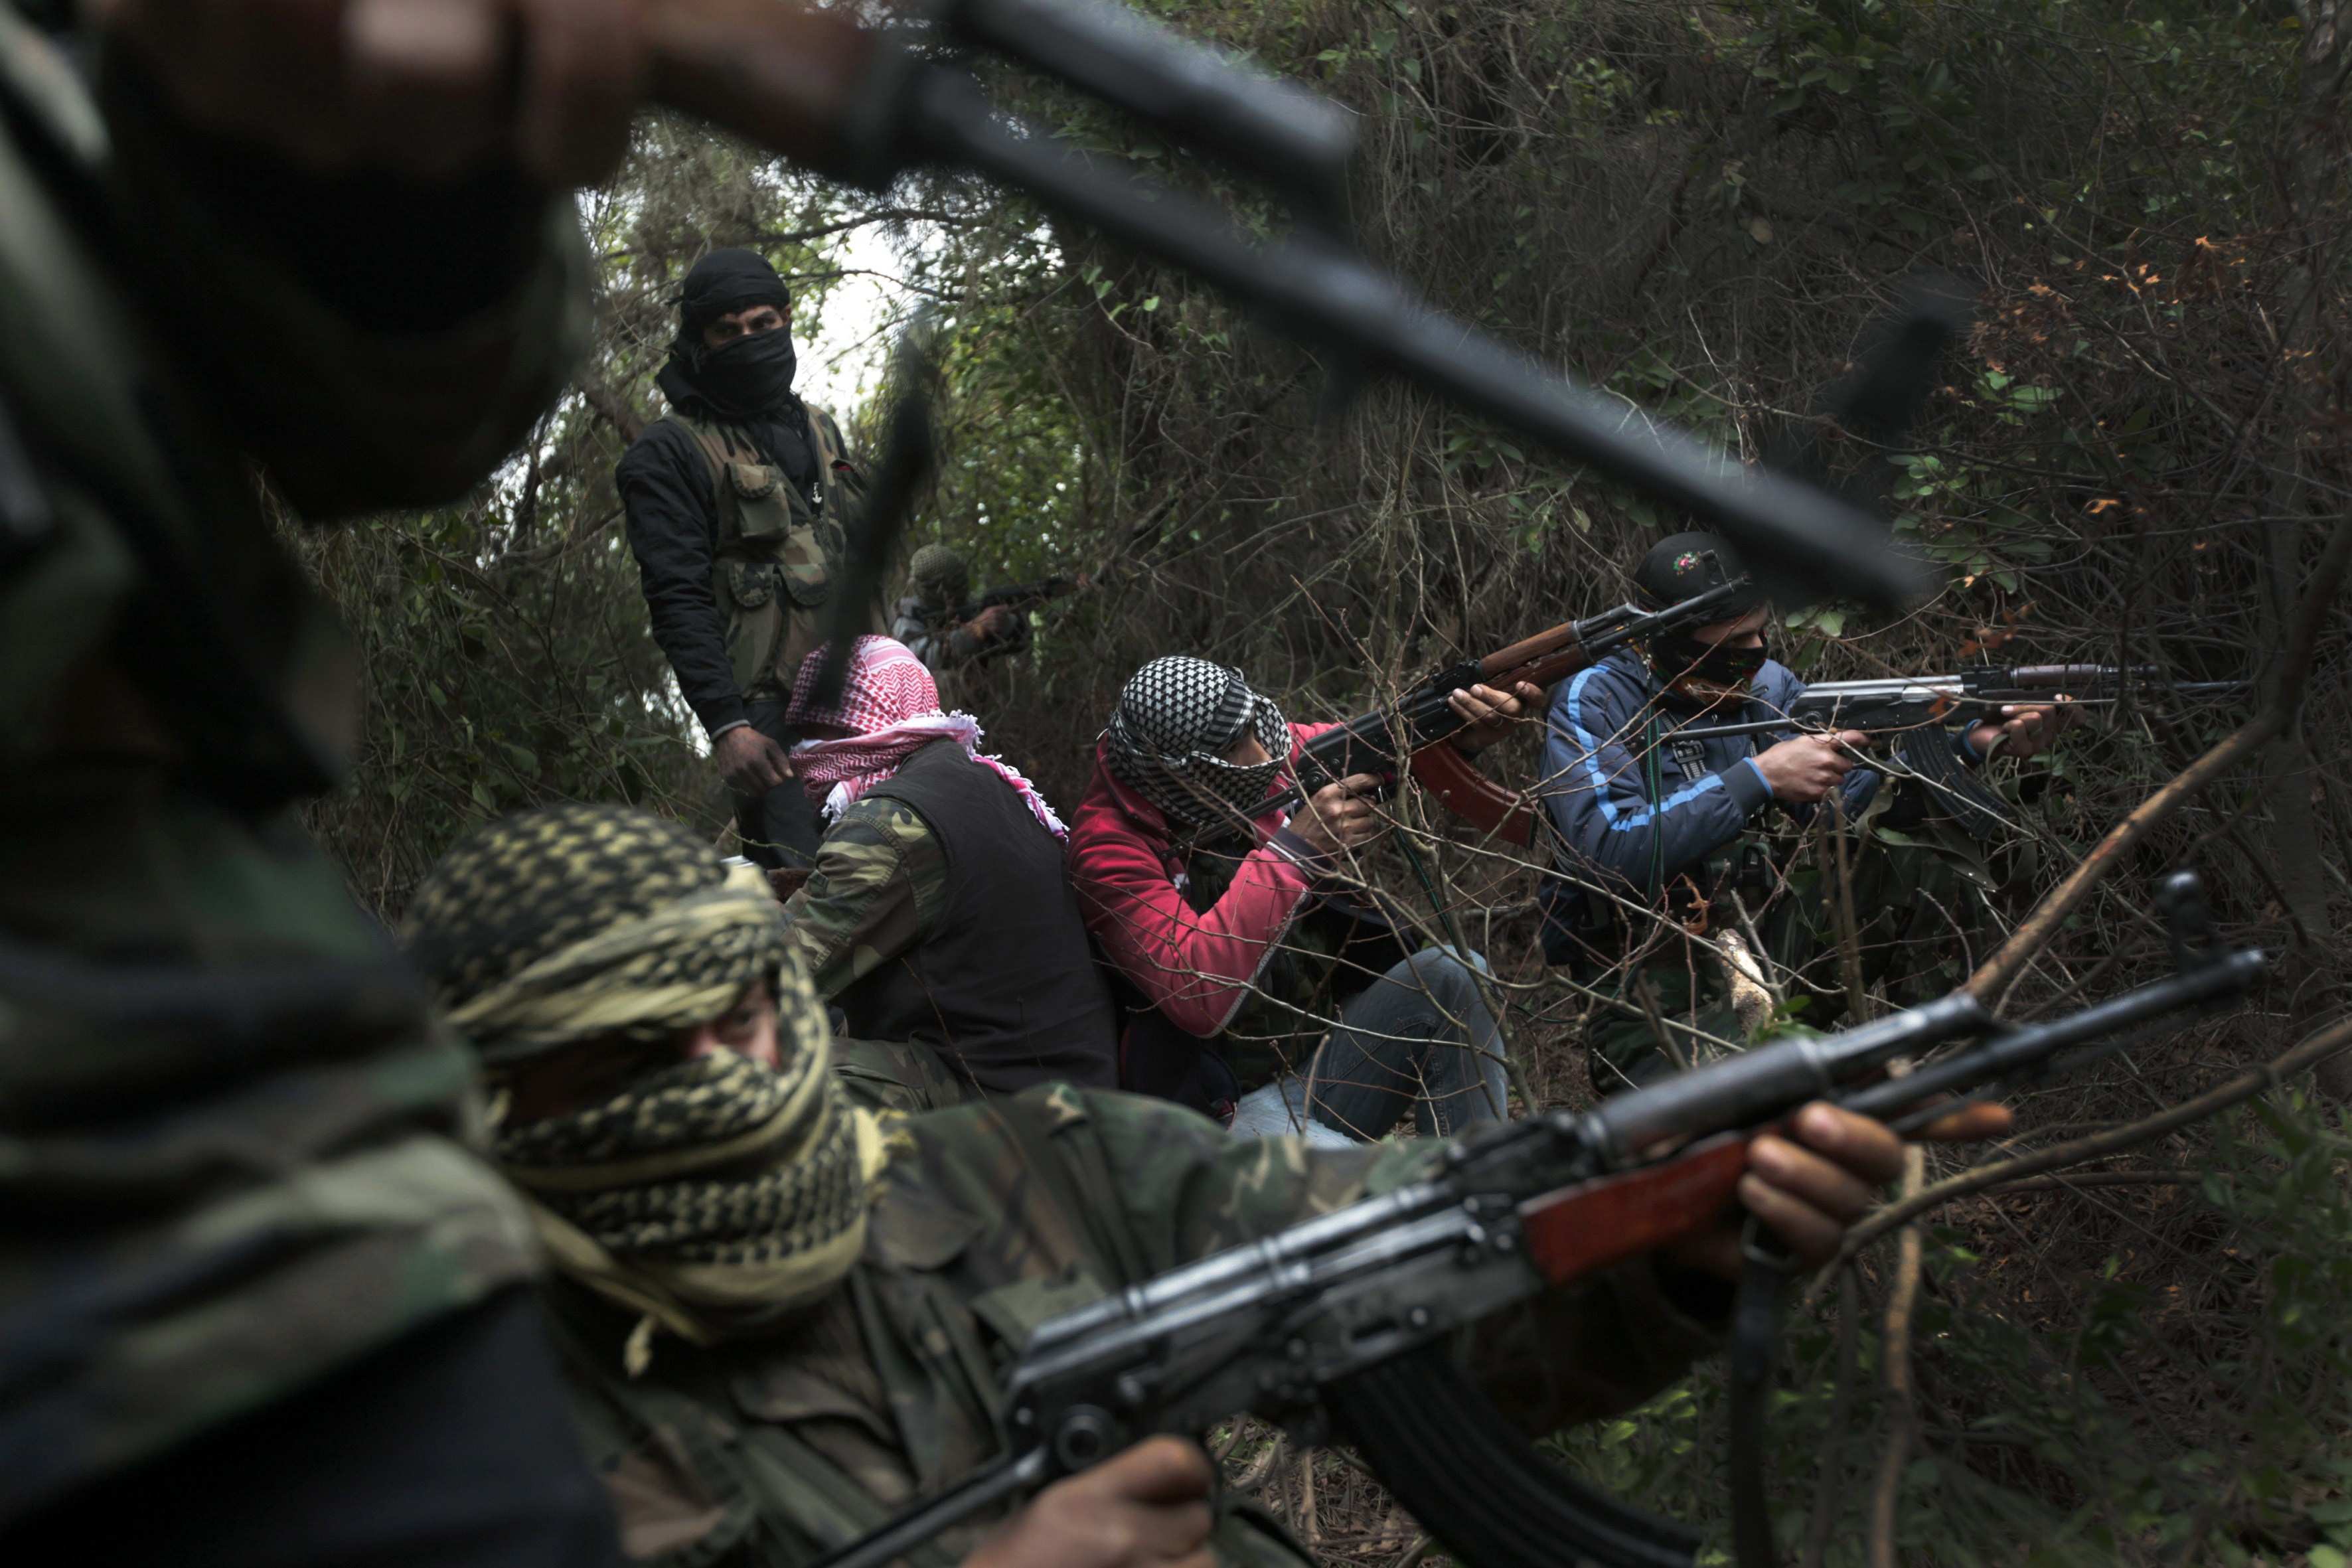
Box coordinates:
[1448,681,1545,754]
[1969,697,2078,762]
[1751,731,1867,804]
[1289,773,1385,860]
[963,1437,1215,1568]
[715,726,793,796]
[969,604,1019,643]
[93,0,647,188]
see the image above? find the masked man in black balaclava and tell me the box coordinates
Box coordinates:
[617,249,881,870]
[1536,530,2071,1095]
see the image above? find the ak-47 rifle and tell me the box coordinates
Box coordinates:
[813,872,2262,1568]
[1668,665,2253,839]
[954,574,1082,625]
[643,0,1928,613]
[1672,664,2251,745]
[1235,568,1756,847]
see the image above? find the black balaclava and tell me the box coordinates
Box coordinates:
[657,249,807,434]
[1634,530,1771,699]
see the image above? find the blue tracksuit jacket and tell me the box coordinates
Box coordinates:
[1535,650,1883,961]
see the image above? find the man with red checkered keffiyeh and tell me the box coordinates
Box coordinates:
[777,637,1117,1107]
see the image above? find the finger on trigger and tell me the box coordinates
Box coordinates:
[1103,1437,1214,1503]
[345,0,505,173]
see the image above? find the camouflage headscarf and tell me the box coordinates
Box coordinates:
[907,543,970,607]
[404,805,892,1366]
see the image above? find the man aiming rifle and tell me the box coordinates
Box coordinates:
[404,803,2012,1568]
[1539,532,2077,1092]
[891,545,1082,675]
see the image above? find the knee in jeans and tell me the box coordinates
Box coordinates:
[1401,947,1500,1040]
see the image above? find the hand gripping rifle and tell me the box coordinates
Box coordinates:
[1236,570,1756,847]
[954,574,1082,625]
[643,0,1930,612]
[813,873,2262,1568]
[1668,666,2254,838]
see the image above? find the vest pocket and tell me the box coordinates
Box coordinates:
[779,519,836,609]
[721,560,785,692]
[730,460,794,543]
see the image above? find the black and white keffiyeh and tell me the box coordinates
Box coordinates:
[1104,656,1291,826]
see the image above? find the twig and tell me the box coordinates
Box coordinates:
[1801,1266,1862,1568]
[1808,1012,2352,1298]
[1232,1435,1289,1493]
[1867,1145,1926,1568]
[1968,510,2352,1002]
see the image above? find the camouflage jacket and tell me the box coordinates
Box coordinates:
[0,7,583,1520]
[782,797,947,1004]
[548,1087,1722,1566]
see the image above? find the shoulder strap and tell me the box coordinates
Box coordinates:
[990,1092,1153,1289]
[659,412,745,518]
[755,1425,963,1568]
[805,405,846,470]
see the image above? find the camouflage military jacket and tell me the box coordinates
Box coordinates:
[783,797,947,1004]
[548,1087,1721,1565]
[0,6,583,1520]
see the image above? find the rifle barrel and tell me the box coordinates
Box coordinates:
[890,69,1926,607]
[1838,949,2266,1121]
[1588,992,1990,1164]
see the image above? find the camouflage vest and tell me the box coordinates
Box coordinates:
[548,1089,1311,1567]
[660,406,877,700]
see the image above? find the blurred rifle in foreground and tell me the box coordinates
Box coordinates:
[647,0,1930,612]
[814,872,2262,1568]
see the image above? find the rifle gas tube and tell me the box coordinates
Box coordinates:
[644,0,1930,611]
[811,876,2262,1568]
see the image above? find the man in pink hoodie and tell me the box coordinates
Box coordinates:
[1069,657,1539,1143]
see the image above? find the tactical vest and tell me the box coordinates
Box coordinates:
[659,406,876,701]
[846,740,1119,1096]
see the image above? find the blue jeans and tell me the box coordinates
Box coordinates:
[1229,947,1512,1144]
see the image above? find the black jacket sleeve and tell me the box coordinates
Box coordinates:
[616,426,745,738]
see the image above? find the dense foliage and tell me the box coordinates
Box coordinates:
[303,1,2351,1561]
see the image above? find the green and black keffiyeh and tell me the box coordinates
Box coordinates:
[404,804,894,1361]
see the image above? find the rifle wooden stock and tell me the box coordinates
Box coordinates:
[1520,1133,1755,1287]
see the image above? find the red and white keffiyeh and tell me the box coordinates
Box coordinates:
[785,635,1066,838]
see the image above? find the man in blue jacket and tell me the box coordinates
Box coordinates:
[1539,532,2069,1092]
